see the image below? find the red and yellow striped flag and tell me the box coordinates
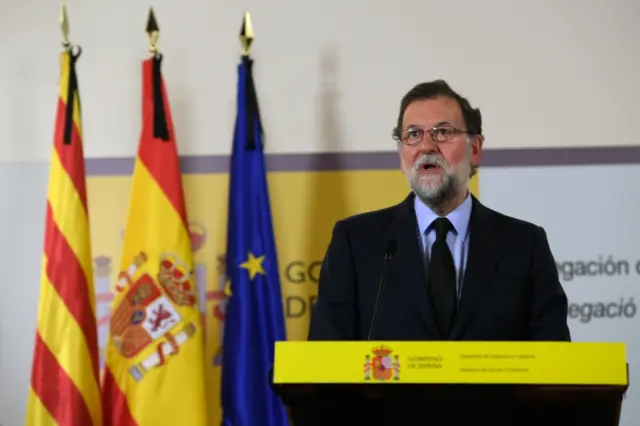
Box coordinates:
[25,48,102,426]
[101,54,209,426]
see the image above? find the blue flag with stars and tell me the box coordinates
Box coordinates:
[220,54,289,426]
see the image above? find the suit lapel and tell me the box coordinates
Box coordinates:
[387,194,440,337]
[450,196,503,339]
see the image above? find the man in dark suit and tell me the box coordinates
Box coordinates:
[308,79,570,343]
[299,80,571,425]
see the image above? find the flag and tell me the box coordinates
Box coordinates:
[101,53,209,426]
[220,54,289,426]
[25,48,102,426]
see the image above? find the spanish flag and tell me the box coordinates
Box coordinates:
[25,48,102,425]
[101,53,209,425]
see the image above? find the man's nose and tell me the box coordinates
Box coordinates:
[417,135,439,154]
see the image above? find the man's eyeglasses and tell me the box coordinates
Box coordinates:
[393,125,471,146]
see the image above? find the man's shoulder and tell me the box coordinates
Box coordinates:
[478,201,545,238]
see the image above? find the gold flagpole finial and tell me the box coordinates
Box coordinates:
[146,7,160,54]
[60,2,70,49]
[240,11,254,57]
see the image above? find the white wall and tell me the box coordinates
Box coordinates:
[0,163,48,426]
[0,0,639,162]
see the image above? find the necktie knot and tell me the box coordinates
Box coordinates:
[432,217,453,240]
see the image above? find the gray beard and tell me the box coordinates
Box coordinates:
[401,150,471,210]
[410,173,459,208]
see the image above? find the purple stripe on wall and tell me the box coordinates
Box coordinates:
[481,146,640,167]
[85,146,640,176]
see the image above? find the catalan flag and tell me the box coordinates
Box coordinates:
[25,48,102,425]
[220,49,289,426]
[100,53,209,425]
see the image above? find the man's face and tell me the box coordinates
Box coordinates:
[399,96,482,204]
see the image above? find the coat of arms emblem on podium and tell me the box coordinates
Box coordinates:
[364,345,400,381]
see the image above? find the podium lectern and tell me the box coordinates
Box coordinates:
[271,341,628,426]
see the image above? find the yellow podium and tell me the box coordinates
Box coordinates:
[272,341,629,426]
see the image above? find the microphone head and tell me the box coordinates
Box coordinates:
[384,239,397,260]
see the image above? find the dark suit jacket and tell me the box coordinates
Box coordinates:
[308,193,571,342]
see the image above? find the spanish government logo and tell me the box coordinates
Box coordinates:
[364,345,400,381]
[110,250,199,382]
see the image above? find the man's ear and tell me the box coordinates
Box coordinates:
[470,134,484,166]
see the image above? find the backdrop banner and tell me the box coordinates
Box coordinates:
[88,162,640,426]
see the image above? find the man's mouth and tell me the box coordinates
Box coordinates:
[422,163,440,170]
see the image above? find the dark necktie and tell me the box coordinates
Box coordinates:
[428,217,457,337]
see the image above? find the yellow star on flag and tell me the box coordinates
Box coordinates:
[224,278,232,297]
[240,251,266,280]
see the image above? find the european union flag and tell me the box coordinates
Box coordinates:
[220,54,289,426]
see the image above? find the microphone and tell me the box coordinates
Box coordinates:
[367,239,397,340]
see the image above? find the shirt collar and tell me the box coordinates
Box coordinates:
[414,191,472,237]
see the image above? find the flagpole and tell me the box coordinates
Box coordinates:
[221,11,289,426]
[102,6,209,425]
[146,7,160,56]
[60,2,70,50]
[238,12,264,150]
[240,11,254,57]
[59,1,82,59]
[26,2,102,425]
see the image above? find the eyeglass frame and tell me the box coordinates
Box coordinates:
[392,124,477,146]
